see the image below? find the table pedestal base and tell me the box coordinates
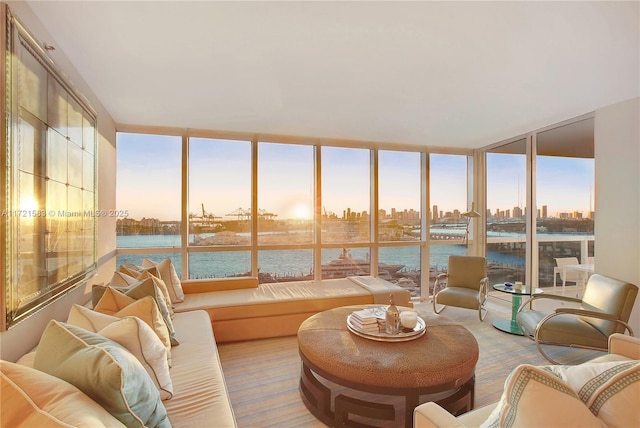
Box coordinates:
[299,356,475,428]
[493,319,523,335]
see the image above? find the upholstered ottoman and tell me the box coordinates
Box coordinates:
[298,305,479,428]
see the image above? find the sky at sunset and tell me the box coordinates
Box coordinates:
[116,133,594,221]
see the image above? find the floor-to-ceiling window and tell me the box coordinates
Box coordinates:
[378,150,422,297]
[486,138,527,285]
[115,133,182,274]
[535,118,595,290]
[188,137,252,279]
[320,146,371,279]
[428,153,470,293]
[116,130,476,297]
[484,115,595,291]
[257,142,314,281]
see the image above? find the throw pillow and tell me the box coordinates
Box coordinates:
[136,270,175,316]
[93,287,171,353]
[546,361,640,428]
[33,321,171,428]
[68,303,122,332]
[1,360,127,428]
[93,278,179,346]
[142,258,185,303]
[119,262,160,279]
[99,317,174,400]
[67,304,174,400]
[102,268,174,316]
[480,364,602,428]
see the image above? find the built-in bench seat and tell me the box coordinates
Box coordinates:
[176,276,412,342]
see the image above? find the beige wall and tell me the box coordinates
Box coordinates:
[0,2,117,361]
[594,97,640,333]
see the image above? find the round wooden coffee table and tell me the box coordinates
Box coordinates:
[298,305,479,428]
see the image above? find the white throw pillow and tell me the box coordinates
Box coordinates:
[546,361,640,428]
[480,364,602,428]
[93,288,172,363]
[142,258,185,303]
[67,304,174,400]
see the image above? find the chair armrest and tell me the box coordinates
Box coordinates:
[608,333,640,359]
[541,309,634,336]
[517,293,582,314]
[479,277,489,297]
[554,307,619,320]
[433,273,448,294]
[414,402,468,428]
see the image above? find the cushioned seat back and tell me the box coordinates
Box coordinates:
[581,274,638,336]
[447,256,487,290]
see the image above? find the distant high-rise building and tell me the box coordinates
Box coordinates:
[513,206,523,218]
[542,205,548,218]
[432,205,438,222]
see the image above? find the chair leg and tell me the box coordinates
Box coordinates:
[432,294,446,314]
[478,304,487,321]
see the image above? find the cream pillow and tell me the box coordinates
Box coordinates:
[33,321,170,428]
[547,361,640,428]
[104,268,174,318]
[93,279,178,345]
[142,258,185,303]
[1,360,127,427]
[136,270,175,316]
[93,288,171,353]
[68,303,123,332]
[110,270,139,287]
[119,262,160,279]
[67,304,174,400]
[480,364,602,428]
[100,317,174,400]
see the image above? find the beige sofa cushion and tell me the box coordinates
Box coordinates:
[1,360,127,428]
[175,277,408,320]
[163,310,237,427]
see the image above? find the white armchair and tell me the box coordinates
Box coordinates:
[553,257,587,295]
[414,334,640,428]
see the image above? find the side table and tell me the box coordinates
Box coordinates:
[492,284,543,335]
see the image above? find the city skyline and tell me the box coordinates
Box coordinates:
[116,133,594,221]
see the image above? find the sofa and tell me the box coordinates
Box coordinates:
[1,257,411,427]
[1,308,236,428]
[176,274,412,342]
[413,333,640,428]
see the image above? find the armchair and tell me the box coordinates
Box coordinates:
[432,255,489,321]
[516,273,638,364]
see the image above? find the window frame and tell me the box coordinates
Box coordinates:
[2,7,98,330]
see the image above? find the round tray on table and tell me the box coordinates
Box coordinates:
[346,310,426,342]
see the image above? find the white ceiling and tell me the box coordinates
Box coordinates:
[25,1,639,149]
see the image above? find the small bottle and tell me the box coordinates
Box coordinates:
[385,294,400,335]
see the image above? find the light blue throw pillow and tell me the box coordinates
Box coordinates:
[33,320,171,428]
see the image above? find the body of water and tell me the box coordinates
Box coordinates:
[116,232,542,280]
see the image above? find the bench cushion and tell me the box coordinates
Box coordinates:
[163,310,236,427]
